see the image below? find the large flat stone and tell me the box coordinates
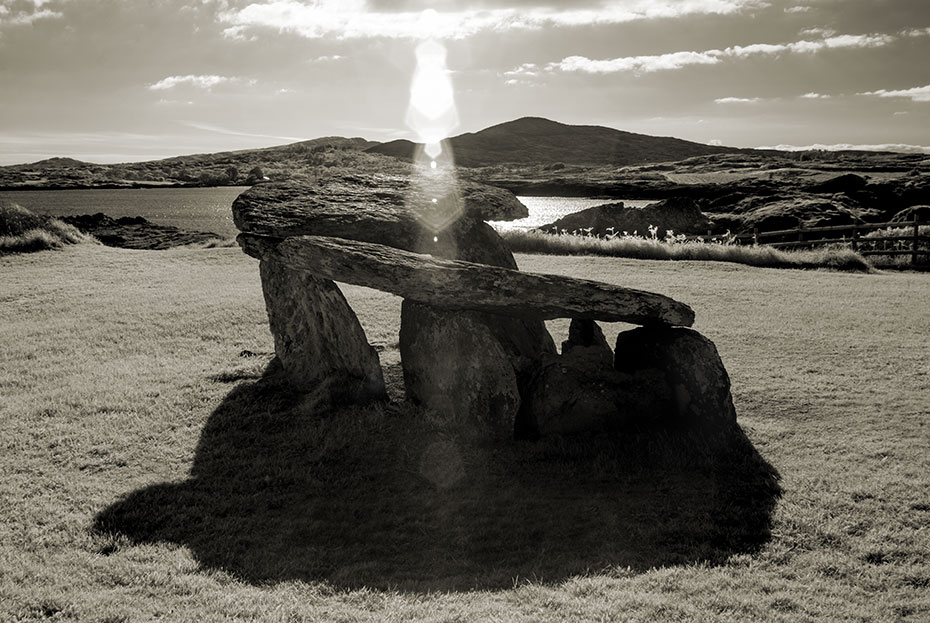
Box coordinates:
[239,234,696,327]
[232,173,528,245]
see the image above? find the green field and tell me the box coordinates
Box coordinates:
[1,245,928,622]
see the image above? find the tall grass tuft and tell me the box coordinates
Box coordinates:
[500,228,873,272]
[0,201,96,254]
[860,225,930,269]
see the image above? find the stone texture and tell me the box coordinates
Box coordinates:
[259,258,386,405]
[238,234,695,327]
[520,354,672,437]
[519,319,672,436]
[399,303,521,438]
[396,217,554,437]
[231,173,528,244]
[561,318,613,366]
[891,205,930,223]
[614,327,737,432]
[236,175,556,426]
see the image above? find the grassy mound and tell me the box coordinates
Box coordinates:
[501,229,873,272]
[0,200,95,254]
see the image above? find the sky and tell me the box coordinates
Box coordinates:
[1,0,929,165]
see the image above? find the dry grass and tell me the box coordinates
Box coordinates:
[860,225,930,269]
[501,229,873,272]
[1,245,928,621]
[0,201,95,254]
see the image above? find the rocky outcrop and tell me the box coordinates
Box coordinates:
[537,196,712,237]
[805,173,868,195]
[891,205,930,223]
[58,212,223,249]
[702,193,879,234]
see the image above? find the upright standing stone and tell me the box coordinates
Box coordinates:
[519,319,668,437]
[614,327,737,431]
[398,217,554,437]
[259,258,386,405]
[400,303,520,438]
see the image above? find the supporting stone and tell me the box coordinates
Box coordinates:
[399,301,521,438]
[614,327,737,432]
[259,258,386,405]
[397,216,554,438]
[520,319,672,437]
[561,318,613,366]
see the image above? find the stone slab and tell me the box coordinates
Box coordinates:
[239,233,695,327]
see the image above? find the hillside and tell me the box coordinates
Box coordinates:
[1,117,926,203]
[0,136,381,190]
[367,117,741,167]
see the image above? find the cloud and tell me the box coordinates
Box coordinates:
[516,30,907,77]
[715,97,761,103]
[799,92,831,99]
[181,121,304,142]
[722,33,894,57]
[551,51,720,74]
[904,27,930,38]
[759,142,930,154]
[0,5,63,26]
[799,26,835,37]
[859,85,930,103]
[784,5,810,13]
[217,0,768,40]
[308,54,344,63]
[148,75,235,90]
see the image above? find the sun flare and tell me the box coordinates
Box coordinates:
[404,17,464,235]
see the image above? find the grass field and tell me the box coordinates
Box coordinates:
[1,245,929,622]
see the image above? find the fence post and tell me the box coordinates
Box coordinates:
[913,215,920,266]
[753,226,759,246]
[852,225,858,252]
[797,220,804,244]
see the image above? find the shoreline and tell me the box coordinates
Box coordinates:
[58,212,230,250]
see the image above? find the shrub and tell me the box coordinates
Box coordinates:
[0,201,95,254]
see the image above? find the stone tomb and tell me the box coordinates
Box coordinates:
[233,173,736,439]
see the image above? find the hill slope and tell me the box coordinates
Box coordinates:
[0,136,382,189]
[367,117,739,167]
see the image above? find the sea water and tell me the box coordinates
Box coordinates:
[0,188,655,238]
[495,196,657,231]
[0,187,249,238]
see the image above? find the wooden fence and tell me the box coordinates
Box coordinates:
[692,216,929,265]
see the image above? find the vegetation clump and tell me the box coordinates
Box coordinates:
[500,225,873,272]
[0,200,94,254]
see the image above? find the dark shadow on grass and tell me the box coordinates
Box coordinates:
[93,361,781,592]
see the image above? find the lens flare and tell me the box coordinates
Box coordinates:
[405,30,463,235]
[406,39,459,157]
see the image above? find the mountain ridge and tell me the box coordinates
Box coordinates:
[366,116,742,167]
[1,117,923,191]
